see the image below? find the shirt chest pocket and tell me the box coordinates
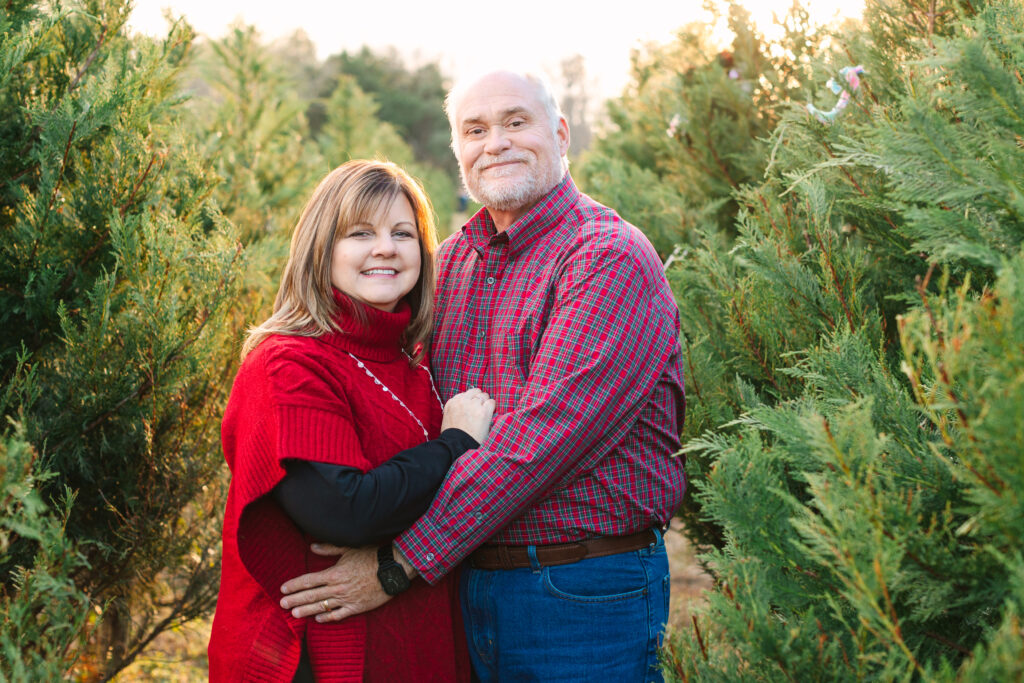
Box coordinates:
[491,293,550,399]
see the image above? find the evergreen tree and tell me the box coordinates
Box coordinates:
[1,1,247,677]
[0,425,91,680]
[315,47,455,176]
[585,0,1023,677]
[577,3,827,257]
[188,24,323,245]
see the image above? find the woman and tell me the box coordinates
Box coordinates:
[208,160,492,682]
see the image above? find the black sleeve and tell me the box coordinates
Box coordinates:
[272,428,479,547]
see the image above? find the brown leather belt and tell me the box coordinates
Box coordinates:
[469,529,659,570]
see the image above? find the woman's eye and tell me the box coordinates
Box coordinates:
[394,230,415,239]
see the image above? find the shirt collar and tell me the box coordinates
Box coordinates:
[461,174,579,256]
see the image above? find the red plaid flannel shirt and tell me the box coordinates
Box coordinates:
[395,175,686,582]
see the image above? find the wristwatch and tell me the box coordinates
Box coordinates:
[376,544,412,596]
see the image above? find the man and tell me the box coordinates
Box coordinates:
[281,70,687,680]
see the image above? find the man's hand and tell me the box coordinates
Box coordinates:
[279,544,391,622]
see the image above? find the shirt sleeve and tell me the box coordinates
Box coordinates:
[396,239,681,582]
[272,429,479,547]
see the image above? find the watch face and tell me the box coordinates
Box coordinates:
[379,564,411,595]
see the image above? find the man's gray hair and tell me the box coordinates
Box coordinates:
[444,70,566,161]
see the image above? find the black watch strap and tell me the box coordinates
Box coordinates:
[376,544,412,596]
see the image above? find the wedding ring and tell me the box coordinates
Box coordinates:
[321,599,330,613]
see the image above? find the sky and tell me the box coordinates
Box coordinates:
[126,0,865,100]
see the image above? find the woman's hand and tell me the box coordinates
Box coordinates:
[440,387,495,444]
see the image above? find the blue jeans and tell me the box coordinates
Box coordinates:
[459,531,670,682]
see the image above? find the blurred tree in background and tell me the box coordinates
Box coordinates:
[312,47,456,176]
[579,0,1024,679]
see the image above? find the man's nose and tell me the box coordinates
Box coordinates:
[483,128,512,155]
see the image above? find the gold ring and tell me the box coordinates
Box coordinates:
[321,599,330,612]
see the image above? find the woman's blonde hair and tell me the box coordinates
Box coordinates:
[241,160,438,362]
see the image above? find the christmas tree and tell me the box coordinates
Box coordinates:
[581,0,1023,678]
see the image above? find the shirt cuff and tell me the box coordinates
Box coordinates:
[394,515,455,584]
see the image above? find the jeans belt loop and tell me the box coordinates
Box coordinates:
[527,545,541,573]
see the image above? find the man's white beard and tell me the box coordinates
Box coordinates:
[462,152,565,213]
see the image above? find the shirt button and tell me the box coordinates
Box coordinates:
[486,277,496,285]
[425,552,435,562]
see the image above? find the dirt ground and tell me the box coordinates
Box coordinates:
[663,519,715,631]
[116,523,712,680]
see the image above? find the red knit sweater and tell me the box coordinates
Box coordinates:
[208,296,468,682]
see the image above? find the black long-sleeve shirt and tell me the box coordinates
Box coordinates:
[272,428,479,547]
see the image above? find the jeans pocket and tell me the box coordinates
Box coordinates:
[542,552,649,603]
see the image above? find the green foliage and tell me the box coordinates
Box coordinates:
[317,47,455,176]
[187,24,323,244]
[588,0,1024,678]
[577,3,829,257]
[1,424,92,681]
[1,1,244,677]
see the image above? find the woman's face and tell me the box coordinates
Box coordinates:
[330,195,421,312]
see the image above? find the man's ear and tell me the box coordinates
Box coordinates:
[556,117,570,156]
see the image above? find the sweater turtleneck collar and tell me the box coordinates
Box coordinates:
[319,288,412,361]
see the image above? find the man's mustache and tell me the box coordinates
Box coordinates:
[475,154,531,171]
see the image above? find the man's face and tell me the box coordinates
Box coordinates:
[452,73,569,214]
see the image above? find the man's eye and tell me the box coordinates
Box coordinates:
[467,127,485,136]
[508,119,525,128]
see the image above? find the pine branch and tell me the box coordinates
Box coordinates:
[118,151,162,219]
[731,299,783,392]
[31,119,78,262]
[914,270,1006,496]
[873,556,923,675]
[924,630,971,656]
[703,114,739,190]
[691,615,708,661]
[811,223,856,330]
[683,345,704,404]
[755,191,785,240]
[68,24,109,94]
[53,150,163,298]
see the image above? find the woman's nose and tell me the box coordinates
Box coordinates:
[371,234,397,256]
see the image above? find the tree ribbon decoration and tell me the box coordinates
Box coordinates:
[807,65,865,123]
